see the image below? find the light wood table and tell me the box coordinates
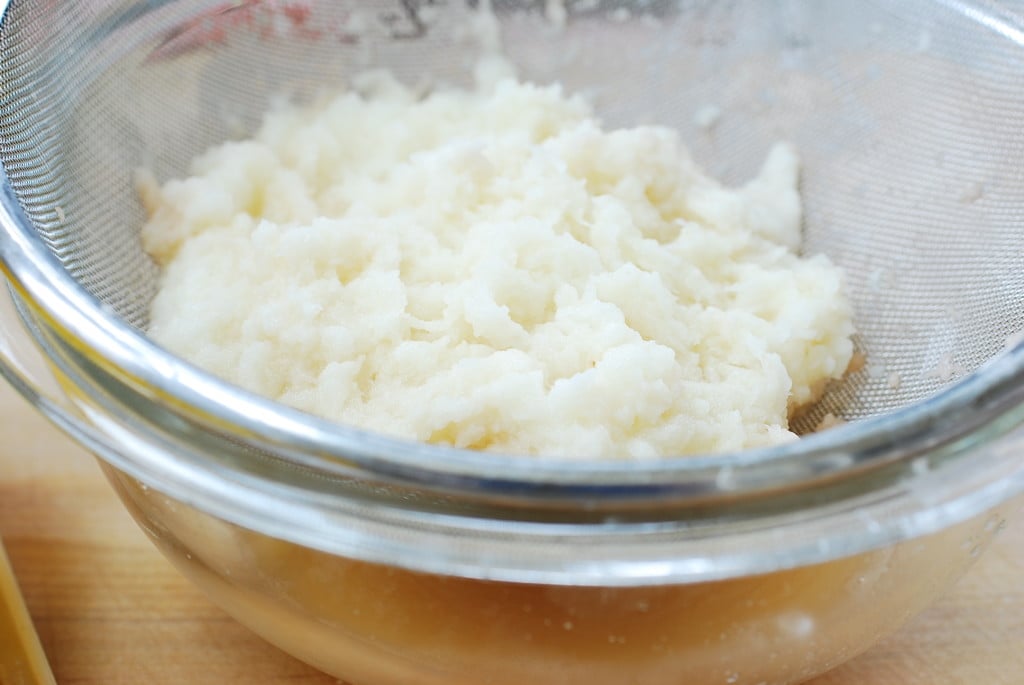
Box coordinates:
[1,381,1021,684]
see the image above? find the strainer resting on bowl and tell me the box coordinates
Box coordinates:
[1,1,1024,684]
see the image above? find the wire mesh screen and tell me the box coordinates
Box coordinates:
[1,0,1023,432]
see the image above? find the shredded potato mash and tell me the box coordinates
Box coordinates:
[139,68,854,458]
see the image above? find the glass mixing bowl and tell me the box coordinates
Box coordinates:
[2,1,1024,684]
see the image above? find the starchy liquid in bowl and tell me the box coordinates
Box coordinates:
[107,468,1006,685]
[137,63,855,458]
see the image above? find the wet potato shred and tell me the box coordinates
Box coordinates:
[138,68,855,459]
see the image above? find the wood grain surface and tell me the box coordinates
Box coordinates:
[1,381,1021,685]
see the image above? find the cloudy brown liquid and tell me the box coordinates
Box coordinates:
[108,468,1003,685]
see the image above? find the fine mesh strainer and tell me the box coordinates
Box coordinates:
[2,0,1024,435]
[1,0,1024,554]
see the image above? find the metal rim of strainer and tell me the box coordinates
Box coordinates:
[3,173,1024,509]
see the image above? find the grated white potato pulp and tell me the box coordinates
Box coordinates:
[138,67,855,459]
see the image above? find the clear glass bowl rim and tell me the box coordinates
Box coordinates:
[3,180,1024,505]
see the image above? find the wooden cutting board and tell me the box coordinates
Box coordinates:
[1,381,1021,684]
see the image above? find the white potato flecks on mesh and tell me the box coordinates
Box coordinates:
[138,68,855,459]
